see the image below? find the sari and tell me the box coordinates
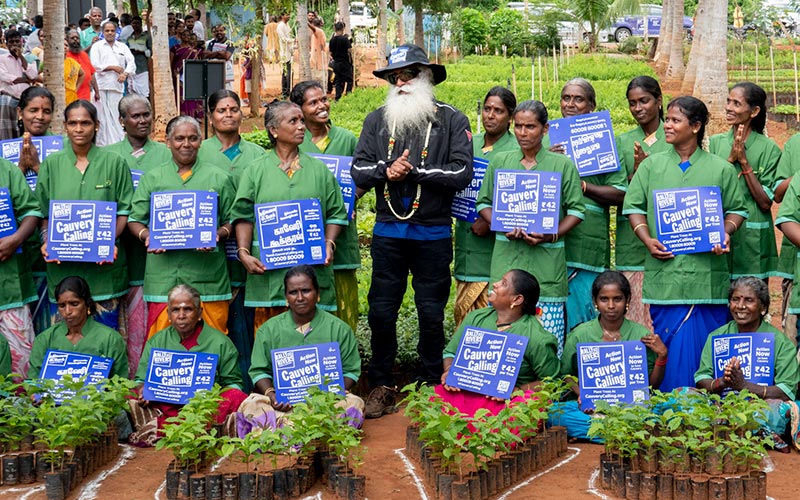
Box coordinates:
[171,44,204,120]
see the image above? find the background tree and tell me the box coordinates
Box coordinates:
[686,0,728,122]
[377,0,388,63]
[42,0,66,135]
[665,0,685,83]
[395,0,406,44]
[296,1,312,81]
[338,0,352,35]
[406,0,453,47]
[151,0,177,137]
[653,0,673,72]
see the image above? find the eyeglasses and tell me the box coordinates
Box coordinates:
[386,67,420,85]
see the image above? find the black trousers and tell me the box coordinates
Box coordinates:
[281,60,292,97]
[332,61,353,100]
[366,234,452,387]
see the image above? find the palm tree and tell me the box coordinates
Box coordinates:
[653,0,673,72]
[42,0,66,135]
[150,0,177,137]
[665,0,685,83]
[685,0,727,119]
[296,1,312,81]
[338,0,352,35]
[395,0,406,44]
[377,0,388,64]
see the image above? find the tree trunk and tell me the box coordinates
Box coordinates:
[665,0,685,83]
[654,0,673,73]
[395,0,405,45]
[42,0,66,135]
[150,0,177,138]
[26,0,38,19]
[692,0,728,127]
[338,0,351,36]
[414,5,424,47]
[250,1,264,118]
[378,0,388,65]
[296,1,312,81]
[114,0,124,15]
[681,0,705,93]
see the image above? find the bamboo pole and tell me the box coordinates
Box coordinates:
[512,63,517,97]
[476,99,482,135]
[755,38,759,84]
[553,45,558,83]
[538,55,542,101]
[770,45,777,108]
[531,57,535,100]
[794,49,799,121]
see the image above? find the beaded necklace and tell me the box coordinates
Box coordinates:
[383,120,432,221]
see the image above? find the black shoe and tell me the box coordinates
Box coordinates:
[364,385,398,419]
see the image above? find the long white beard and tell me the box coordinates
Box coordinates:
[383,76,437,141]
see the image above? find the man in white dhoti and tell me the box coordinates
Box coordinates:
[90,20,135,146]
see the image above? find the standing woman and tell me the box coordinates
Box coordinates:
[231,101,347,332]
[454,86,517,326]
[15,87,56,334]
[291,80,361,332]
[615,76,670,330]
[475,100,584,353]
[128,116,236,338]
[36,100,134,331]
[623,96,747,391]
[554,79,627,331]
[709,82,780,280]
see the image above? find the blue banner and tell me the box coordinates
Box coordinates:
[452,157,489,223]
[0,188,21,254]
[712,333,775,394]
[547,111,620,177]
[309,154,356,220]
[271,342,345,404]
[654,186,725,255]
[445,327,530,399]
[142,349,219,405]
[48,200,117,262]
[577,341,650,411]
[39,350,113,404]
[149,191,218,250]
[490,169,562,234]
[130,170,143,190]
[0,136,63,190]
[256,198,326,270]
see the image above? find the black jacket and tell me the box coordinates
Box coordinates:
[351,100,473,226]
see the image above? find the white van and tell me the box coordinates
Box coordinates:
[349,2,377,29]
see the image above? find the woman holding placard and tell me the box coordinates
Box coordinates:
[616,76,670,330]
[475,100,584,352]
[453,86,518,327]
[128,115,236,338]
[709,82,780,281]
[694,277,800,451]
[622,96,747,391]
[437,269,559,417]
[28,276,127,380]
[128,284,247,446]
[231,101,347,332]
[36,100,133,331]
[550,79,628,333]
[551,271,667,441]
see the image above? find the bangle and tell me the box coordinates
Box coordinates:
[725,219,738,232]
[655,357,668,367]
[264,387,275,396]
[326,239,336,251]
[632,223,648,235]
[236,247,251,255]
[551,233,558,243]
[739,168,753,176]
[711,378,718,391]
[137,228,147,241]
[763,386,767,399]
[220,226,231,238]
[581,180,587,193]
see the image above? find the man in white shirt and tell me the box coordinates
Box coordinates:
[277,12,294,98]
[0,28,39,140]
[90,20,136,146]
[203,24,235,90]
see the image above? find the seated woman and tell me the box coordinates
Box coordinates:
[437,269,560,417]
[28,276,128,380]
[240,265,364,426]
[695,276,800,451]
[550,271,668,442]
[128,284,248,446]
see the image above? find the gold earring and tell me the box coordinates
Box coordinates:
[510,304,515,310]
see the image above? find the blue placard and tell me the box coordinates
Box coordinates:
[130,170,143,190]
[654,186,725,255]
[712,333,775,395]
[39,350,114,404]
[577,341,650,411]
[547,111,620,177]
[0,136,64,191]
[490,169,562,234]
[0,188,21,254]
[149,191,218,250]
[48,200,117,262]
[271,342,345,404]
[142,349,219,405]
[309,154,356,220]
[452,157,489,223]
[445,327,530,399]
[256,198,326,270]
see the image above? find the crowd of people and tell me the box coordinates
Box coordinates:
[0,7,798,453]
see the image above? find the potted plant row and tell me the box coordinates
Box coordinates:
[0,374,136,500]
[588,388,772,500]
[401,377,572,500]
[159,385,367,500]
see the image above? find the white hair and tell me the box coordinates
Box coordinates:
[382,67,437,141]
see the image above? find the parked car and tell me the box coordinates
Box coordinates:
[610,4,693,42]
[349,2,377,29]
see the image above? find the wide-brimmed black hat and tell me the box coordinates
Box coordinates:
[373,44,447,85]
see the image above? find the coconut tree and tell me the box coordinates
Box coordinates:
[150,0,177,137]
[338,0,352,35]
[249,1,265,118]
[664,0,685,83]
[296,1,312,81]
[377,0,388,64]
[42,0,66,135]
[685,0,728,119]
[681,0,705,94]
[653,0,673,71]
[395,0,405,44]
